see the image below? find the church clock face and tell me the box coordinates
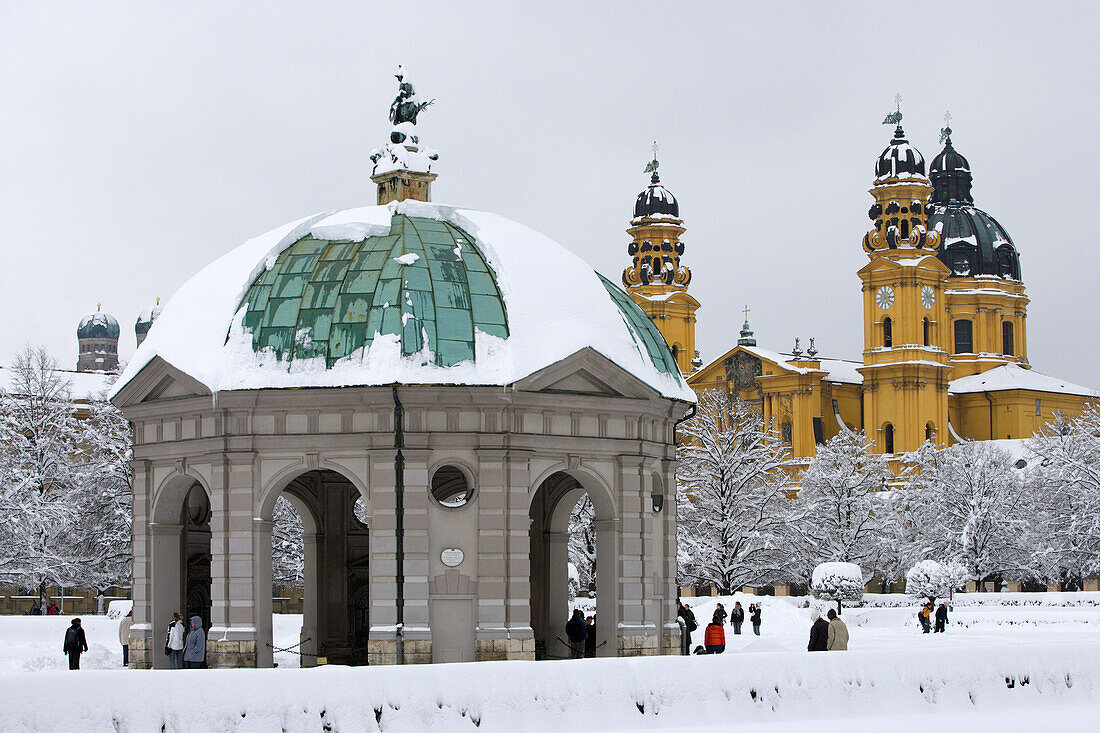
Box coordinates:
[875,286,895,310]
[921,285,935,310]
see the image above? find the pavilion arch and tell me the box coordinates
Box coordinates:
[255,465,371,668]
[148,471,212,669]
[529,467,619,659]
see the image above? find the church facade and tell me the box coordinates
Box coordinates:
[630,118,1097,461]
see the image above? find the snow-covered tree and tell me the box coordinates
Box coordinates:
[811,561,864,615]
[905,559,961,607]
[0,347,132,596]
[794,430,891,574]
[676,390,796,594]
[271,496,304,588]
[907,440,1028,586]
[1025,406,1100,583]
[567,495,596,595]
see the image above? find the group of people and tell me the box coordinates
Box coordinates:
[165,612,206,669]
[918,602,951,633]
[564,608,597,658]
[807,609,848,651]
[676,600,763,655]
[26,602,61,615]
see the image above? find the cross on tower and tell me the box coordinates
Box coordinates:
[944,110,952,126]
[652,141,659,159]
[742,305,750,321]
[894,92,902,111]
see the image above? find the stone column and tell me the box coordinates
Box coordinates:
[367,450,398,665]
[148,523,183,670]
[128,461,154,668]
[545,531,570,652]
[617,457,655,656]
[593,518,620,658]
[300,532,321,667]
[252,519,274,668]
[207,451,259,668]
[400,449,432,664]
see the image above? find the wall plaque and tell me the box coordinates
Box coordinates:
[441,548,464,567]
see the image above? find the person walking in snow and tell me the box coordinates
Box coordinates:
[934,602,949,633]
[677,600,698,655]
[807,610,829,651]
[63,618,88,669]
[183,615,205,668]
[731,602,745,635]
[712,603,728,626]
[166,612,185,669]
[118,609,133,667]
[750,603,762,635]
[584,615,596,658]
[826,609,848,650]
[565,608,588,659]
[918,604,932,634]
[703,620,726,654]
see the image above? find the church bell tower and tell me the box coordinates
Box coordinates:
[856,100,951,453]
[622,145,701,374]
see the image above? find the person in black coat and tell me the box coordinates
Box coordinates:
[712,603,728,626]
[63,618,89,670]
[750,604,762,635]
[807,610,829,651]
[677,601,698,655]
[934,603,949,633]
[731,602,745,635]
[565,608,588,659]
[584,616,596,657]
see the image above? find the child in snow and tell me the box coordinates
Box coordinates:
[703,621,725,654]
[918,604,932,633]
[934,603,949,633]
[750,603,762,635]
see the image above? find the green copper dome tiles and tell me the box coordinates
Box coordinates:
[597,274,681,379]
[237,214,509,368]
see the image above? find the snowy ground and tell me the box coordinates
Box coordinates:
[0,596,1097,731]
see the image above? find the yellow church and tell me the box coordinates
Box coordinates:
[624,118,1098,462]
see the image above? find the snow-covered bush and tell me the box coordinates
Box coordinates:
[905,559,961,606]
[676,391,796,593]
[811,561,864,614]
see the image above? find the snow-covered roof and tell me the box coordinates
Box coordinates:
[739,346,863,385]
[0,366,113,402]
[111,200,694,402]
[949,363,1099,398]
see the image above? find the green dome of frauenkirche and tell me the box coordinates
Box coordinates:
[237,214,509,368]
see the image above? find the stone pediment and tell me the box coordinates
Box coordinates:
[515,347,662,400]
[110,356,212,408]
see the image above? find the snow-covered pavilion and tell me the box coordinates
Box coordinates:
[110,72,693,668]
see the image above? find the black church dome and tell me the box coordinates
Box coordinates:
[928,133,1021,280]
[633,172,680,220]
[78,309,120,340]
[875,125,926,180]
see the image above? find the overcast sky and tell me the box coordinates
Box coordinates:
[2,1,1097,387]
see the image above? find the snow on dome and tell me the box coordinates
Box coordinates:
[949,363,1099,398]
[874,126,926,182]
[135,299,164,335]
[111,200,694,402]
[77,308,120,339]
[633,172,680,221]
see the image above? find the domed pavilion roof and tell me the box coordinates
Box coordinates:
[78,307,120,340]
[112,200,692,401]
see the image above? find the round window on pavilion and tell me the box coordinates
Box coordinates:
[431,465,475,509]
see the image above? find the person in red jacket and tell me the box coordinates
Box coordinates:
[703,621,725,654]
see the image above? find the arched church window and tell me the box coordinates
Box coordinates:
[1002,321,1015,356]
[781,422,792,445]
[883,317,893,348]
[883,423,895,454]
[899,219,910,239]
[925,422,935,442]
[430,465,474,508]
[671,345,679,363]
[923,317,931,346]
[954,319,973,354]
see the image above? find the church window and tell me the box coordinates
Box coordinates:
[883,423,895,454]
[923,317,931,346]
[954,319,973,354]
[899,219,910,239]
[671,345,679,363]
[781,421,792,445]
[1035,398,1042,417]
[925,422,935,442]
[1002,321,1015,356]
[883,317,893,347]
